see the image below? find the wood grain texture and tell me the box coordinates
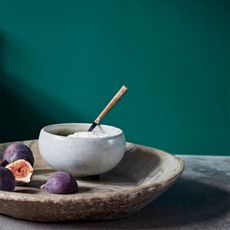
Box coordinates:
[0,140,183,222]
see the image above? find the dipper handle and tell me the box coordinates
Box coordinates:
[88,85,128,132]
[95,85,128,124]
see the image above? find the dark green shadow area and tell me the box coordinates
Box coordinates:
[0,75,86,142]
[0,35,86,142]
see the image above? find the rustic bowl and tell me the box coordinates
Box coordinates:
[0,140,183,222]
[38,123,126,177]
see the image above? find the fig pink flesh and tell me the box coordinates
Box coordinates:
[6,159,33,184]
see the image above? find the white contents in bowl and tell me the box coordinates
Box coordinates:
[67,132,108,138]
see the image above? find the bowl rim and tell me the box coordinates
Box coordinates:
[40,123,124,140]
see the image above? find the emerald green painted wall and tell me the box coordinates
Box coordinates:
[0,0,229,155]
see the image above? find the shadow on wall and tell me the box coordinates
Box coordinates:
[0,34,85,143]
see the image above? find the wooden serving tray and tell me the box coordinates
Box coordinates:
[0,140,183,222]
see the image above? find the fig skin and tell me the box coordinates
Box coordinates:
[6,159,33,184]
[3,143,34,166]
[0,167,15,192]
[41,171,78,194]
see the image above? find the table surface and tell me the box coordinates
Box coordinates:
[0,155,229,230]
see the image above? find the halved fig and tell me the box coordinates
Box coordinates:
[6,159,33,184]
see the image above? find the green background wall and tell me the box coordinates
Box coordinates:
[0,0,229,155]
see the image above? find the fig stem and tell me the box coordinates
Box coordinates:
[40,184,45,189]
[0,160,9,167]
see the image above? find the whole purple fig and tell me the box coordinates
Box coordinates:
[0,167,15,192]
[41,171,78,194]
[3,143,34,166]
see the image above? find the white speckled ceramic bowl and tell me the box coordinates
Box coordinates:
[38,123,126,177]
